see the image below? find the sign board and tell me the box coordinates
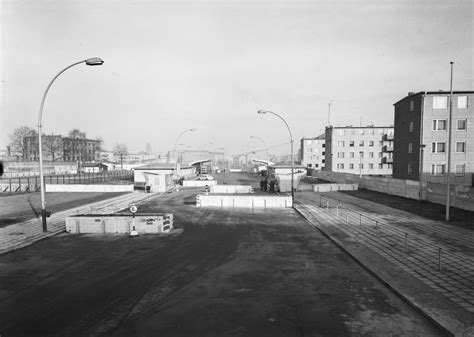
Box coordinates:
[129,205,138,213]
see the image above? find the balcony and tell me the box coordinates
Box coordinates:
[382,145,394,152]
[382,134,394,141]
[381,157,393,164]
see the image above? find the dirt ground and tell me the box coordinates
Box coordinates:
[0,184,444,336]
[341,189,474,229]
[0,192,128,227]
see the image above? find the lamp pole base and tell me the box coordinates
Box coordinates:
[41,209,48,232]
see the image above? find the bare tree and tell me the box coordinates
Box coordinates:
[68,129,86,139]
[43,135,63,161]
[9,126,37,159]
[113,143,128,170]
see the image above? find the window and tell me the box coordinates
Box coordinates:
[315,164,319,168]
[322,159,325,163]
[378,152,383,158]
[410,100,414,112]
[338,152,345,158]
[369,152,374,158]
[457,96,468,109]
[433,96,448,109]
[359,141,364,147]
[307,164,312,168]
[431,142,446,153]
[409,121,414,133]
[456,142,466,153]
[359,152,364,158]
[369,141,374,147]
[457,119,467,131]
[432,119,447,131]
[338,141,345,147]
[408,143,413,154]
[349,141,354,147]
[431,164,445,175]
[359,163,364,169]
[322,144,325,148]
[359,129,365,135]
[337,163,345,170]
[455,164,465,176]
[408,163,413,174]
[322,152,325,155]
[349,163,354,169]
[378,164,383,169]
[350,152,355,158]
[369,163,374,169]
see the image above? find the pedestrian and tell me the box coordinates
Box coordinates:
[269,180,275,192]
[260,179,264,191]
[264,178,268,192]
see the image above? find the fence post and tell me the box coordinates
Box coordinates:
[336,203,339,216]
[359,213,362,228]
[319,195,322,207]
[326,201,329,210]
[9,178,12,193]
[375,220,378,236]
[18,177,22,192]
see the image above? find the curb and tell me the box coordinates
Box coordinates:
[294,206,457,337]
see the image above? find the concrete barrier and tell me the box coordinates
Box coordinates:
[210,185,253,194]
[312,183,359,192]
[65,213,174,234]
[311,170,474,212]
[182,180,217,187]
[45,184,134,192]
[196,194,292,208]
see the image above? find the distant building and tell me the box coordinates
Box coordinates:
[393,91,474,185]
[300,134,325,170]
[24,135,100,163]
[325,126,394,176]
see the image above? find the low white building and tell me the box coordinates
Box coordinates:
[133,163,195,192]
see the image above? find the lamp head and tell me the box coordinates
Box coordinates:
[85,57,104,66]
[190,128,197,132]
[257,109,268,114]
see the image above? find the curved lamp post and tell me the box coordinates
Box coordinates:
[173,128,196,180]
[257,109,294,202]
[250,135,269,172]
[38,57,104,232]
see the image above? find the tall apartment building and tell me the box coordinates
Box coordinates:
[300,134,325,170]
[325,126,394,176]
[393,91,474,185]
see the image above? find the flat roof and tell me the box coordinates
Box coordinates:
[326,126,393,129]
[301,133,325,140]
[134,163,192,170]
[394,91,474,106]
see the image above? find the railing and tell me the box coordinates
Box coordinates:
[0,170,133,194]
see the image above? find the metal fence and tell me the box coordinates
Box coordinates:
[0,170,133,193]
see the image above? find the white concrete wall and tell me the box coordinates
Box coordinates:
[312,183,359,192]
[275,172,306,192]
[196,194,292,208]
[210,185,253,194]
[66,213,174,234]
[183,180,217,187]
[45,184,134,192]
[312,170,474,212]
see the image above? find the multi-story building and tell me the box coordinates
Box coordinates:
[325,126,394,176]
[300,134,325,170]
[24,135,100,163]
[393,91,474,185]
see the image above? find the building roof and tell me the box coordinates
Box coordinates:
[134,163,192,170]
[269,164,306,169]
[393,91,474,106]
[301,133,325,140]
[81,163,107,167]
[325,125,393,129]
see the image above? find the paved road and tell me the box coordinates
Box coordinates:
[0,187,443,336]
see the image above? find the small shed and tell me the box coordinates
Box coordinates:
[81,163,108,173]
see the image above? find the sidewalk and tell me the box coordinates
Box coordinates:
[0,192,157,255]
[295,191,474,337]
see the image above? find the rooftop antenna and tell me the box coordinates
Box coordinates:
[328,101,333,126]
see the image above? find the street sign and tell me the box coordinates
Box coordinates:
[129,205,138,213]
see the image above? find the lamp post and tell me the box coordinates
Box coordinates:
[359,151,364,178]
[257,109,294,202]
[173,128,196,180]
[250,135,269,173]
[446,61,454,221]
[200,141,213,175]
[38,57,104,232]
[418,144,426,201]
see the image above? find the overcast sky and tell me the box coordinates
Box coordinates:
[1,0,472,156]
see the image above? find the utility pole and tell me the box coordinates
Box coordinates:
[328,101,332,126]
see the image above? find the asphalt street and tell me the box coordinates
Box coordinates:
[0,176,444,336]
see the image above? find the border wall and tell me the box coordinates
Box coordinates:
[312,171,474,212]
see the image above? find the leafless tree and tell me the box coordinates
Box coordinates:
[9,126,37,159]
[113,143,128,170]
[43,135,63,161]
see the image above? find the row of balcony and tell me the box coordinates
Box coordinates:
[381,157,393,164]
[382,134,394,141]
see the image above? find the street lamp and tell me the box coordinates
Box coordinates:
[173,128,196,180]
[446,61,454,221]
[257,109,294,202]
[200,141,213,174]
[359,151,364,178]
[250,135,269,173]
[38,57,104,232]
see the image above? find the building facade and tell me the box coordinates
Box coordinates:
[393,91,474,185]
[24,135,100,163]
[325,126,394,176]
[300,134,325,170]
